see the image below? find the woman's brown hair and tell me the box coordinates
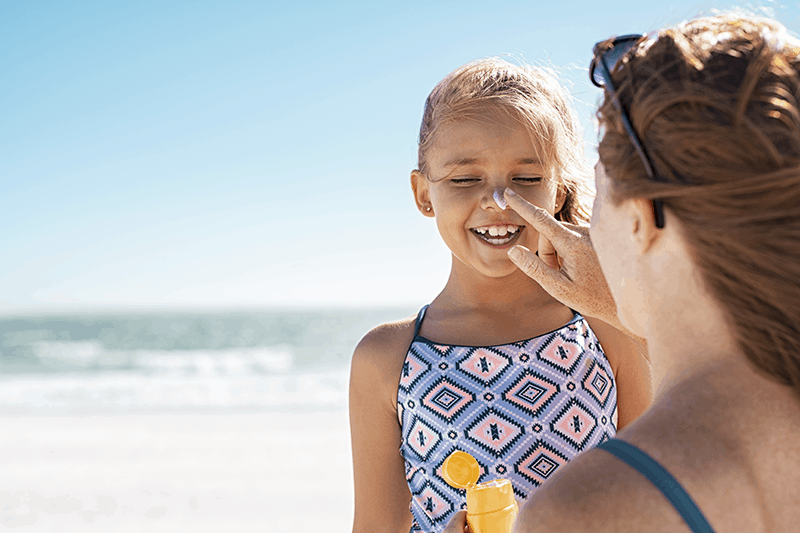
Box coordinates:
[597,13,800,392]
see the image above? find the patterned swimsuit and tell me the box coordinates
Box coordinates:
[397,306,618,532]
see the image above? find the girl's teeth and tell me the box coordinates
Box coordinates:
[475,226,520,236]
[472,225,521,245]
[481,225,517,236]
[486,236,512,244]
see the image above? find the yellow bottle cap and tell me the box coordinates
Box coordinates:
[442,450,481,489]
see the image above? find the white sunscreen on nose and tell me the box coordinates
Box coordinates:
[493,189,508,210]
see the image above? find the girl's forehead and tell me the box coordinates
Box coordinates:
[437,109,524,137]
[428,115,541,166]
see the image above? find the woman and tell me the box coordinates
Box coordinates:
[444,12,800,533]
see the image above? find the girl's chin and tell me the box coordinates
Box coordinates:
[453,251,536,279]
[473,263,527,279]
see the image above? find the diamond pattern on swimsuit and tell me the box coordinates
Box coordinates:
[398,313,618,533]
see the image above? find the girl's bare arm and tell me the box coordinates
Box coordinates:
[349,323,415,533]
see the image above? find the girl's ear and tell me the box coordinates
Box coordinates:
[411,170,435,217]
[555,185,567,214]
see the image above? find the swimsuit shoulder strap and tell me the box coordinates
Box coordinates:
[412,305,429,338]
[597,439,715,533]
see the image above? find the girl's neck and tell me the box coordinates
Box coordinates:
[417,258,574,346]
[435,259,556,311]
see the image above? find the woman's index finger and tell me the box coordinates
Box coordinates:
[503,189,572,248]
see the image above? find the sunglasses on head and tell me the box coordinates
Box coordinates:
[590,34,665,229]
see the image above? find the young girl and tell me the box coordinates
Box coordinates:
[349,58,652,533]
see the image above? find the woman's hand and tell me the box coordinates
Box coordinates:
[503,188,620,329]
[442,510,469,533]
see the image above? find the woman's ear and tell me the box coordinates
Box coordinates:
[411,170,435,217]
[628,198,661,254]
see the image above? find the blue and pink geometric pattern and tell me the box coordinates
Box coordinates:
[398,310,617,533]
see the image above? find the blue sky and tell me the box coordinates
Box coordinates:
[2,0,798,310]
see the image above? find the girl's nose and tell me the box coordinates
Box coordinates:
[493,188,508,210]
[481,187,508,210]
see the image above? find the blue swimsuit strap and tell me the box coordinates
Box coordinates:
[597,439,715,533]
[412,305,429,338]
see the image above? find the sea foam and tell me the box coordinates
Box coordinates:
[0,308,411,414]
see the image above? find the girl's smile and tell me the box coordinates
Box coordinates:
[470,223,524,247]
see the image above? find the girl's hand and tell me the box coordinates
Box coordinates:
[442,510,469,533]
[503,188,620,329]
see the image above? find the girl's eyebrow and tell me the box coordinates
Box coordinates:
[443,157,480,168]
[442,157,540,168]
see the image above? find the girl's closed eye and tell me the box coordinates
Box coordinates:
[512,175,543,184]
[450,175,481,185]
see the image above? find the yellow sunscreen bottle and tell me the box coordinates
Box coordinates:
[442,450,519,533]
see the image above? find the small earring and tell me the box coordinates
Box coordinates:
[425,207,432,212]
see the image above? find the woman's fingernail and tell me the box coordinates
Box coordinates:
[508,246,522,261]
[504,188,517,197]
[493,189,507,210]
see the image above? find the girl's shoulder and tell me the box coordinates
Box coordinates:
[583,317,638,369]
[350,312,420,401]
[354,313,419,364]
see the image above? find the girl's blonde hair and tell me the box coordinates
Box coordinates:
[597,13,800,393]
[417,58,593,224]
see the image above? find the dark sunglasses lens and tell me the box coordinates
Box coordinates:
[592,38,642,86]
[591,60,607,86]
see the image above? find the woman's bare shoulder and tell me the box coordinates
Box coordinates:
[620,390,797,532]
[516,400,770,533]
[515,443,692,533]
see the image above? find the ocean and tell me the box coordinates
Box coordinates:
[0,307,415,415]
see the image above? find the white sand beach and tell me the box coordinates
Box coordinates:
[0,410,354,532]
